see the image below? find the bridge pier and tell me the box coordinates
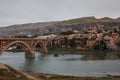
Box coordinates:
[40,47,48,53]
[25,50,35,58]
[0,50,2,56]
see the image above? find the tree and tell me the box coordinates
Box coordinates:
[70,37,75,47]
[60,31,74,35]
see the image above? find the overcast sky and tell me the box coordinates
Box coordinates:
[0,0,120,27]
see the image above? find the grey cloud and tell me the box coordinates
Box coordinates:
[0,0,120,27]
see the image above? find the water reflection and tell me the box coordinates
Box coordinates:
[106,52,119,60]
[82,51,120,60]
[22,58,35,72]
[58,51,120,61]
[38,53,48,60]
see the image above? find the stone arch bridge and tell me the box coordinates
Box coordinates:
[0,38,52,58]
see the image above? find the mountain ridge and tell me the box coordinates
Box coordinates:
[0,16,120,37]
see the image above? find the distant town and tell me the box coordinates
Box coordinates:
[1,17,120,51]
[38,25,120,51]
[5,24,120,51]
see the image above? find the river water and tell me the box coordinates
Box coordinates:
[0,51,120,77]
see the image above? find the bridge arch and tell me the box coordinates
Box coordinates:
[46,40,52,48]
[0,41,34,58]
[34,40,48,53]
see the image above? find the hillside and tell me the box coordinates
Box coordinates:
[0,22,57,37]
[0,16,120,37]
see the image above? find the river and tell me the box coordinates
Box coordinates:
[0,51,120,77]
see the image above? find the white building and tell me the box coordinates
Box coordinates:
[36,34,57,39]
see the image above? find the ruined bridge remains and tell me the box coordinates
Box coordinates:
[0,38,51,58]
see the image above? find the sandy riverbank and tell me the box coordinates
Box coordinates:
[27,72,120,80]
[0,62,120,80]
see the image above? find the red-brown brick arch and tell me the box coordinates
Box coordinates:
[46,39,52,48]
[0,41,34,57]
[34,40,48,53]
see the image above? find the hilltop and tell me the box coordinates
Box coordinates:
[0,16,120,37]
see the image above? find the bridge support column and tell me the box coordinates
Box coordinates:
[40,47,48,53]
[25,50,35,58]
[0,50,2,56]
